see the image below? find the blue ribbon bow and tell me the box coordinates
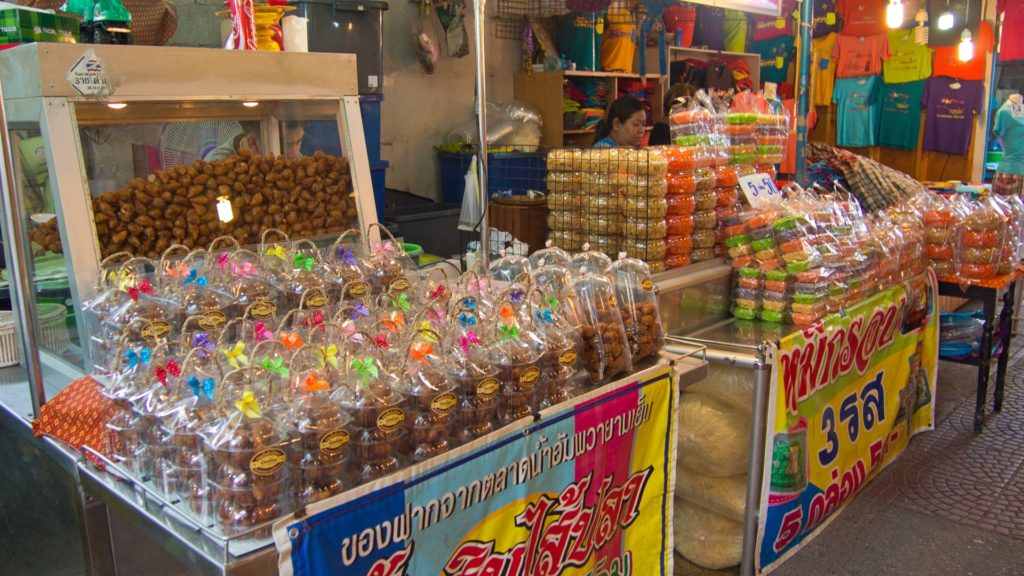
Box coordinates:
[458,311,477,327]
[183,268,208,286]
[125,347,152,369]
[535,309,555,325]
[187,376,216,400]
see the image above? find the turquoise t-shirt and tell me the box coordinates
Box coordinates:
[878,80,925,151]
[833,75,881,147]
[994,102,1024,176]
[593,137,616,147]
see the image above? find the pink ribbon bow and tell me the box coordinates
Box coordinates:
[459,331,480,353]
[232,261,257,278]
[253,322,273,342]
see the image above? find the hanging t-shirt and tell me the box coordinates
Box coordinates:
[753,35,795,84]
[751,0,796,42]
[833,34,889,78]
[878,80,926,149]
[559,13,603,71]
[600,9,635,72]
[884,29,932,83]
[812,0,841,37]
[723,9,749,53]
[693,6,725,51]
[998,0,1024,62]
[994,100,1024,175]
[933,22,994,81]
[836,0,886,36]
[812,33,839,106]
[834,75,882,147]
[922,77,985,155]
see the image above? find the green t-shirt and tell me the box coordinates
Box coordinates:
[883,29,932,84]
[724,9,748,53]
[878,80,925,150]
[994,102,1024,176]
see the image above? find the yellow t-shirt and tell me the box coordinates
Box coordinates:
[600,9,635,72]
[811,34,838,107]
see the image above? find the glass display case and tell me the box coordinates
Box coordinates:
[0,43,377,575]
[0,43,377,383]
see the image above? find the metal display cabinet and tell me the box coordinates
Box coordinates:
[0,43,378,575]
[0,43,379,385]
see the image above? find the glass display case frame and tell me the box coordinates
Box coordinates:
[0,43,378,385]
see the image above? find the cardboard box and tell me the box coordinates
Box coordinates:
[0,4,77,46]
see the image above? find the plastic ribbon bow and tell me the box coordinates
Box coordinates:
[183,268,208,286]
[108,269,132,292]
[458,311,477,327]
[459,331,480,353]
[462,297,477,311]
[266,245,287,261]
[392,294,411,312]
[261,357,289,377]
[303,372,330,392]
[353,301,370,317]
[468,278,488,293]
[547,296,559,309]
[216,253,230,271]
[188,376,216,400]
[293,253,315,272]
[222,342,249,369]
[510,289,525,304]
[193,332,215,351]
[165,262,190,280]
[235,390,262,418]
[127,280,154,302]
[319,344,339,369]
[418,321,438,342]
[535,309,555,325]
[253,322,273,342]
[232,261,256,278]
[337,246,357,266]
[374,334,390,349]
[372,241,397,254]
[499,322,519,341]
[351,356,379,381]
[499,303,515,321]
[429,285,447,300]
[303,311,325,328]
[410,341,434,363]
[281,332,305,351]
[125,347,151,368]
[155,360,181,386]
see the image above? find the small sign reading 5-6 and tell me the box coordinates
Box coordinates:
[739,173,783,208]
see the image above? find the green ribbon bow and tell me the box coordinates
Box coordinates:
[293,253,315,271]
[261,357,289,377]
[392,293,411,312]
[547,296,559,309]
[499,322,520,341]
[351,356,379,382]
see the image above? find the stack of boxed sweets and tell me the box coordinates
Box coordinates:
[546,148,669,272]
[919,191,1024,283]
[720,187,941,326]
[92,232,665,537]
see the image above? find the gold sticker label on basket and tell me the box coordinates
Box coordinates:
[520,366,541,388]
[348,281,369,298]
[249,448,286,476]
[140,320,171,341]
[477,377,500,400]
[641,277,654,292]
[319,429,350,456]
[377,407,405,433]
[390,277,411,294]
[431,392,457,415]
[199,311,226,330]
[306,290,328,310]
[559,349,578,366]
[251,300,277,320]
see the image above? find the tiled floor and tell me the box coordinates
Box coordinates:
[676,350,1024,576]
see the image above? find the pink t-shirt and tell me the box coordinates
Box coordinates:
[833,34,889,78]
[998,0,1024,62]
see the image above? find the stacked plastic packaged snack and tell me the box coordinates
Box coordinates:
[665,96,714,269]
[755,95,789,165]
[610,254,665,363]
[993,193,1024,276]
[618,149,669,271]
[956,193,1009,282]
[922,195,964,277]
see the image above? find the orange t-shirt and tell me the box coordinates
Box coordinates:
[933,21,994,81]
[836,0,886,36]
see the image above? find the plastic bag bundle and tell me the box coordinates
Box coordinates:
[676,466,747,522]
[677,392,750,476]
[673,498,743,570]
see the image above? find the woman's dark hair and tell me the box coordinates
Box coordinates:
[594,95,646,143]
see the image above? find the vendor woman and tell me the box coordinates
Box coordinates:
[593,95,647,147]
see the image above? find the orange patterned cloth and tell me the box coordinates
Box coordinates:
[32,376,117,469]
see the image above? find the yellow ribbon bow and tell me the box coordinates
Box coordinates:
[107,270,131,292]
[235,390,262,418]
[417,321,438,343]
[266,245,287,261]
[222,341,249,369]
[303,372,330,392]
[319,344,339,369]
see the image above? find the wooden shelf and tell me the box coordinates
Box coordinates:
[564,129,596,134]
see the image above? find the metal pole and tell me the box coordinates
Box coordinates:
[740,343,772,576]
[0,77,46,416]
[472,0,490,267]
[795,0,814,184]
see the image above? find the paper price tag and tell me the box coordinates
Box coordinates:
[739,173,783,208]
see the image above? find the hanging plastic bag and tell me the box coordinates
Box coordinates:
[413,14,441,74]
[458,155,481,232]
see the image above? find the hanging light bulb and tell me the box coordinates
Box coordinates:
[887,0,905,28]
[958,28,974,61]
